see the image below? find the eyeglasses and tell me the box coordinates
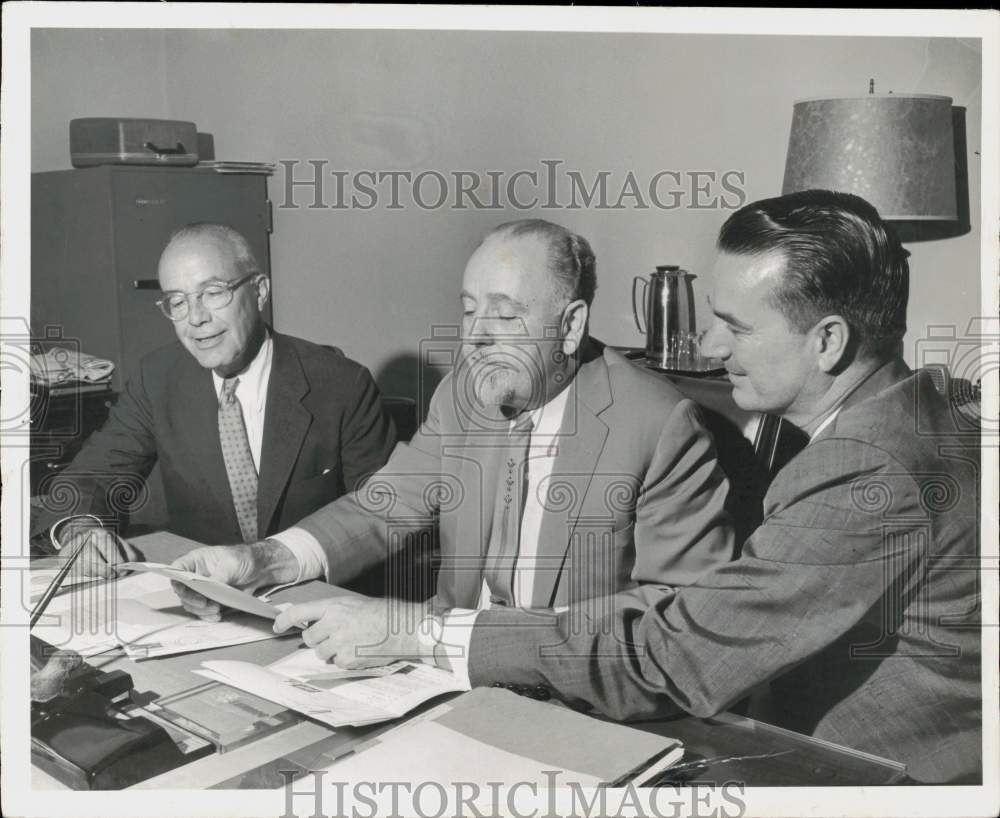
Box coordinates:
[156,273,258,321]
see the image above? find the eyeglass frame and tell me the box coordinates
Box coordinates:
[155,272,262,322]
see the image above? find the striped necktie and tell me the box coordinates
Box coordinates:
[218,377,258,543]
[484,412,534,606]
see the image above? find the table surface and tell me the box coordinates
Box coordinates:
[32,531,908,789]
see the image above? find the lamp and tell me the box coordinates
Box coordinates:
[782,88,957,220]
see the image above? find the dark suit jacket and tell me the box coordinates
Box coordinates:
[473,359,982,783]
[34,332,396,544]
[296,340,734,607]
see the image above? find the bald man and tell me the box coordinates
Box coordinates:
[33,223,396,574]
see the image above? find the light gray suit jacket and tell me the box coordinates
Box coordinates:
[473,359,982,784]
[297,340,733,609]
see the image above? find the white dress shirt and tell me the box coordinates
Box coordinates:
[211,333,273,473]
[809,407,841,442]
[436,385,572,686]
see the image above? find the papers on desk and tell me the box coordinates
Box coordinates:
[33,571,286,659]
[325,687,684,788]
[193,650,466,728]
[29,566,103,603]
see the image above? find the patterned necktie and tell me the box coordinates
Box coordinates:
[218,377,258,543]
[484,412,534,606]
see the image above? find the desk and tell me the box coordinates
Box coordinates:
[32,532,907,789]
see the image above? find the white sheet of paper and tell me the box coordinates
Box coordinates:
[267,648,402,685]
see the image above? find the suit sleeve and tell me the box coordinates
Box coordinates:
[466,436,926,720]
[294,379,447,586]
[32,364,158,536]
[631,397,735,587]
[338,366,397,491]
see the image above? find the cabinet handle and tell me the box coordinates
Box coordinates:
[143,140,188,157]
[133,279,159,290]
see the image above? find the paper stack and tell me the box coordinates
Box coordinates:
[194,649,466,728]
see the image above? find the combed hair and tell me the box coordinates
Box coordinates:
[165,223,261,278]
[718,190,909,358]
[486,219,597,306]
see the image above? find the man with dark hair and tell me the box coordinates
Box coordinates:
[429,191,980,783]
[174,218,734,688]
[35,223,397,572]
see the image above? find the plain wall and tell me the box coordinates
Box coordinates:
[31,29,985,399]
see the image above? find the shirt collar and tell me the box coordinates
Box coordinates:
[809,406,841,441]
[513,383,572,438]
[211,331,273,413]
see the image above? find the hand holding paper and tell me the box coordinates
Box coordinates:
[167,542,302,620]
[274,597,432,668]
[120,560,281,620]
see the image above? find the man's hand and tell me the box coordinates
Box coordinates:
[170,540,300,621]
[273,597,431,669]
[61,526,142,579]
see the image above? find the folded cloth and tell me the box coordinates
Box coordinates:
[30,347,115,385]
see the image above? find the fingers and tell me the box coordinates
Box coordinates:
[118,538,143,564]
[170,580,222,621]
[170,545,254,588]
[273,599,334,633]
[171,549,212,575]
[70,533,118,579]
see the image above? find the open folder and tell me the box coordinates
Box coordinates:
[325,687,684,787]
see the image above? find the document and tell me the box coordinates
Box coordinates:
[118,561,282,619]
[193,650,465,728]
[33,571,286,659]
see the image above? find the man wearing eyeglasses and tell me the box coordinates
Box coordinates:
[33,223,396,576]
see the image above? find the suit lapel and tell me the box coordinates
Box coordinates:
[531,346,612,607]
[257,334,313,536]
[169,355,237,525]
[443,428,506,607]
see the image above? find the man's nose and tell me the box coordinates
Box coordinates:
[700,321,730,361]
[464,316,497,347]
[186,295,211,326]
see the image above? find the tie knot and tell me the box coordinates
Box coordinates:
[221,377,240,404]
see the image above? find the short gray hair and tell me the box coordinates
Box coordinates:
[485,219,597,306]
[164,223,261,278]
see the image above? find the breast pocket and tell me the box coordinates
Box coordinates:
[280,468,343,526]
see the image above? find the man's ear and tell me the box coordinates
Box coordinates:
[254,274,271,311]
[814,314,850,373]
[560,300,589,356]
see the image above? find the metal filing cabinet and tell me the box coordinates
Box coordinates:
[31,166,273,390]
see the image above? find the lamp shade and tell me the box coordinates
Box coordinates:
[782,94,957,220]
